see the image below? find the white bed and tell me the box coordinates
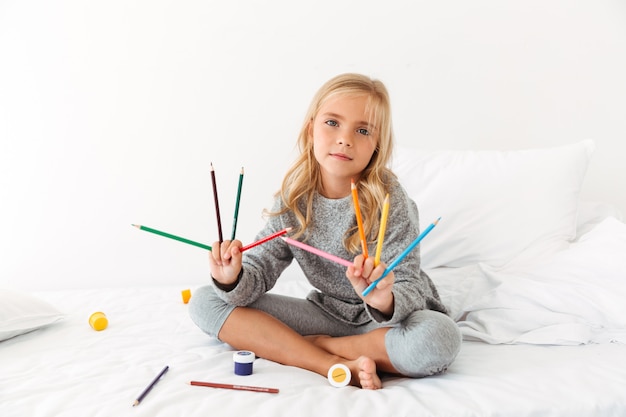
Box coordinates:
[2,281,626,417]
[2,141,626,417]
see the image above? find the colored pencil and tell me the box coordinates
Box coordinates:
[133,365,169,407]
[190,380,279,394]
[210,162,224,242]
[281,236,353,268]
[374,194,390,267]
[351,180,368,258]
[133,224,290,254]
[362,217,441,297]
[231,167,244,240]
[132,224,212,251]
[240,227,292,252]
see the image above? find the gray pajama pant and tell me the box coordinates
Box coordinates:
[189,285,461,378]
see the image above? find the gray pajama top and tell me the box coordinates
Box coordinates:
[212,178,447,326]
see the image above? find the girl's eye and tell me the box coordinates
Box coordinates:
[357,128,370,136]
[325,120,338,127]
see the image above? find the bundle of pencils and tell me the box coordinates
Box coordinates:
[134,173,441,298]
[362,217,441,296]
[133,165,288,252]
[210,163,244,243]
[351,180,440,296]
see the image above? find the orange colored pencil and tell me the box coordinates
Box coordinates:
[351,180,368,258]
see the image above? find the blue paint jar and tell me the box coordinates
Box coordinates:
[233,350,255,376]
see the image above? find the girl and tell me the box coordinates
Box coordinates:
[189,73,461,389]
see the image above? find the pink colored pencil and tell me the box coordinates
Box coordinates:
[240,228,292,252]
[281,236,353,268]
[190,380,279,394]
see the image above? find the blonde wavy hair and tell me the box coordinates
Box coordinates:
[269,73,396,254]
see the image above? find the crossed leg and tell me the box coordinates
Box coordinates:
[218,306,397,389]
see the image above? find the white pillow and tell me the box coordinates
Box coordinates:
[0,289,65,341]
[391,140,594,270]
[457,216,626,345]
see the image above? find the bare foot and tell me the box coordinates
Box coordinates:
[306,335,385,389]
[347,356,382,390]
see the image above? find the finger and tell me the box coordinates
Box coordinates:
[220,240,232,255]
[374,271,394,291]
[210,241,223,265]
[345,266,361,288]
[229,240,243,262]
[361,257,376,282]
[351,254,366,277]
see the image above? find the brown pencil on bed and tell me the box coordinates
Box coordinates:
[210,162,224,242]
[190,380,279,394]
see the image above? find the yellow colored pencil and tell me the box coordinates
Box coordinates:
[351,180,368,258]
[374,194,390,267]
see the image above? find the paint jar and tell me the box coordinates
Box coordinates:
[233,350,255,375]
[89,312,108,331]
[328,364,351,387]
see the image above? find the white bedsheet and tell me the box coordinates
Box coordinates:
[2,281,626,417]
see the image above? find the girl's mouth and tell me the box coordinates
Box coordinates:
[331,153,352,161]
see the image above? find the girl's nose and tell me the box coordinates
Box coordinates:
[337,131,352,146]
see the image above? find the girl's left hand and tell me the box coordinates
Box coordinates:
[346,255,395,316]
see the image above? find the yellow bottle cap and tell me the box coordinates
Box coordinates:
[89,312,108,331]
[328,364,351,388]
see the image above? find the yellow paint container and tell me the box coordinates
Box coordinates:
[181,289,191,304]
[89,312,108,331]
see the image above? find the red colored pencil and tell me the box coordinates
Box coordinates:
[190,380,279,394]
[210,162,224,242]
[240,228,292,252]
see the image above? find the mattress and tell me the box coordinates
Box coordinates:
[2,279,625,417]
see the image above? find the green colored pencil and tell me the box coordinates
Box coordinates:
[132,224,212,251]
[231,167,244,240]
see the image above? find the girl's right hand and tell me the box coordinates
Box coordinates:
[208,240,243,286]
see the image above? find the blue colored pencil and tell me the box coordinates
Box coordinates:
[133,365,169,407]
[362,217,441,296]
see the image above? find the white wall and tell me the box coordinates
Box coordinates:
[1,0,625,291]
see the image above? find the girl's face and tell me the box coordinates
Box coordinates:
[310,94,378,198]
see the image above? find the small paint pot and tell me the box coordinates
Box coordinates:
[181,289,191,304]
[233,350,255,375]
[328,364,351,387]
[89,312,108,331]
